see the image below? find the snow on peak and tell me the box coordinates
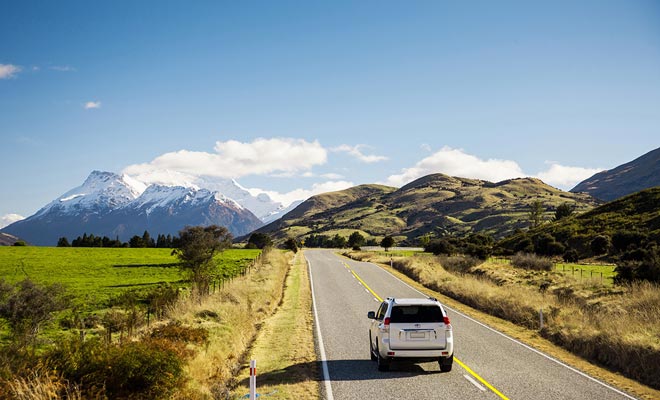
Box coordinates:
[131,184,240,215]
[34,171,144,217]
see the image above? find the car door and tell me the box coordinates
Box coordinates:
[371,301,388,348]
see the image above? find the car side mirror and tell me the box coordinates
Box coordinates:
[367,311,376,319]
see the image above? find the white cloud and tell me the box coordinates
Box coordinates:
[535,163,601,189]
[0,64,21,79]
[248,180,355,207]
[1,214,24,229]
[385,146,600,190]
[385,146,525,187]
[84,101,101,109]
[123,138,328,180]
[321,173,344,179]
[333,144,388,163]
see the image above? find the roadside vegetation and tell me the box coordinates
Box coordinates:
[345,250,660,394]
[232,252,318,399]
[0,225,293,399]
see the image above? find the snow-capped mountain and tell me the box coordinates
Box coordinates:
[34,170,146,218]
[120,170,293,223]
[178,176,290,223]
[1,171,263,245]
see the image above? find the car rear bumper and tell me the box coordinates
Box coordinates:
[384,349,452,359]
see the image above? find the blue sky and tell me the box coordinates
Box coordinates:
[2,1,659,225]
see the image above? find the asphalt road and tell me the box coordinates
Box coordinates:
[306,249,637,400]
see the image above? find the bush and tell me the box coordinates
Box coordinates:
[590,235,611,255]
[0,279,69,350]
[562,249,579,263]
[437,255,480,273]
[46,337,185,399]
[614,247,660,284]
[425,238,456,256]
[150,322,208,346]
[511,252,553,271]
[283,237,299,253]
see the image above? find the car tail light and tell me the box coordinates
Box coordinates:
[443,316,450,325]
[444,316,452,330]
[383,317,390,326]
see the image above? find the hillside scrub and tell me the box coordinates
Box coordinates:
[346,251,660,390]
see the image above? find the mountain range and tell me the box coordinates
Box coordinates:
[252,174,600,243]
[1,171,265,246]
[3,146,659,246]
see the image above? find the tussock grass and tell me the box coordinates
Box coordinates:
[6,369,82,400]
[347,251,660,391]
[168,249,292,399]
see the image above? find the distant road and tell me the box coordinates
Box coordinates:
[306,249,636,400]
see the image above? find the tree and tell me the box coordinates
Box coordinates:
[348,231,366,250]
[283,237,299,253]
[0,279,69,351]
[331,234,347,249]
[173,225,232,297]
[554,202,575,221]
[247,233,273,249]
[129,235,145,248]
[529,200,545,228]
[57,237,71,247]
[142,230,155,248]
[381,236,395,252]
[563,249,579,263]
[591,235,611,256]
[425,238,455,256]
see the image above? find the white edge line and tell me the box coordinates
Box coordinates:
[464,374,487,391]
[308,259,335,400]
[364,259,639,400]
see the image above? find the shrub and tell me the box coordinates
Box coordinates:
[425,238,456,256]
[511,252,553,271]
[437,255,480,273]
[614,247,660,284]
[150,322,208,346]
[0,279,69,350]
[562,249,579,263]
[46,337,185,399]
[283,237,299,253]
[590,235,611,255]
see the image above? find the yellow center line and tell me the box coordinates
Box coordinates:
[344,261,510,400]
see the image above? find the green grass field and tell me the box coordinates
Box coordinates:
[0,247,261,309]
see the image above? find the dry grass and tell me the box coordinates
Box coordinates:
[6,369,83,400]
[347,251,660,394]
[166,249,292,399]
[231,251,319,399]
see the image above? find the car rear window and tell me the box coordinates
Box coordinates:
[390,305,443,323]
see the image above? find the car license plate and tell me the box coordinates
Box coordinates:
[410,332,425,339]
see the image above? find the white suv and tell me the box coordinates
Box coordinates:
[368,297,453,372]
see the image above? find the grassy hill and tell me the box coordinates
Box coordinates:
[499,187,660,257]
[255,174,599,244]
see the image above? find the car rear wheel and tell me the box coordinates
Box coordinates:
[439,355,453,372]
[376,344,390,371]
[369,333,377,361]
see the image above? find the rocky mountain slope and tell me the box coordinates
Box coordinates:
[571,146,660,201]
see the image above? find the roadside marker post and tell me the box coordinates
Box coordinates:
[249,359,257,400]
